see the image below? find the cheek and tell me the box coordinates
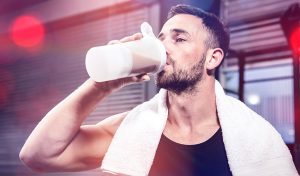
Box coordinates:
[180,45,202,64]
[171,43,204,68]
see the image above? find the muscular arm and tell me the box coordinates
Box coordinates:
[19,33,148,172]
[19,79,124,172]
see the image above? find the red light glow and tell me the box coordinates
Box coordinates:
[290,26,300,55]
[11,15,45,48]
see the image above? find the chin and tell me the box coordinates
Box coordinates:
[155,74,170,88]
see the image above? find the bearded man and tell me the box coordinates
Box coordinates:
[20,4,297,176]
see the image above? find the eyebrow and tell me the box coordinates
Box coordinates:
[158,28,190,39]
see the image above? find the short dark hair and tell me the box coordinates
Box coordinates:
[167,4,230,57]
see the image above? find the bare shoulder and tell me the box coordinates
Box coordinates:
[95,111,129,137]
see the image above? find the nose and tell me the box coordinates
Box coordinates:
[161,39,171,57]
[160,40,172,65]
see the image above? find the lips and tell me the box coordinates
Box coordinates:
[163,58,172,70]
[166,58,172,65]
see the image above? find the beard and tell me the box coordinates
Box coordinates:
[155,54,206,95]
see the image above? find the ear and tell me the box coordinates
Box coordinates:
[206,48,224,70]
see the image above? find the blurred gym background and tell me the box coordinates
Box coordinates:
[0,0,299,175]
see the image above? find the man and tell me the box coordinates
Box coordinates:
[20,4,297,176]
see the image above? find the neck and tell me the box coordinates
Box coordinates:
[166,78,219,133]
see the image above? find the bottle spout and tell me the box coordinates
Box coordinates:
[140,22,156,38]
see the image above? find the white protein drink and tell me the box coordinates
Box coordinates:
[85,22,166,82]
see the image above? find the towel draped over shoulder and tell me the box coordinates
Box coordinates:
[100,80,298,176]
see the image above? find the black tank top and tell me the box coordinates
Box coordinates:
[149,128,232,176]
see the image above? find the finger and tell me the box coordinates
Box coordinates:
[122,74,150,85]
[140,74,150,82]
[120,33,143,43]
[107,40,121,45]
[132,33,143,40]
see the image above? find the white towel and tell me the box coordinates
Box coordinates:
[101,80,298,176]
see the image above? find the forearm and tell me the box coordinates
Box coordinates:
[20,78,114,162]
[19,33,149,171]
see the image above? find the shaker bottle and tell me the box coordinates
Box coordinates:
[85,22,166,82]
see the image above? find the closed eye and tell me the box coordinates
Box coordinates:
[176,38,186,42]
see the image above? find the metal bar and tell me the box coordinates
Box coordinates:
[238,53,245,102]
[227,45,290,59]
[245,76,293,84]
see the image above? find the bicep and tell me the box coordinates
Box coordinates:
[49,112,128,171]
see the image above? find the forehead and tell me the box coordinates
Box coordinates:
[160,14,207,37]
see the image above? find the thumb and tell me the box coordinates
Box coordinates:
[134,74,151,82]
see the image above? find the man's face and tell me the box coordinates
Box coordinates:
[156,14,210,94]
